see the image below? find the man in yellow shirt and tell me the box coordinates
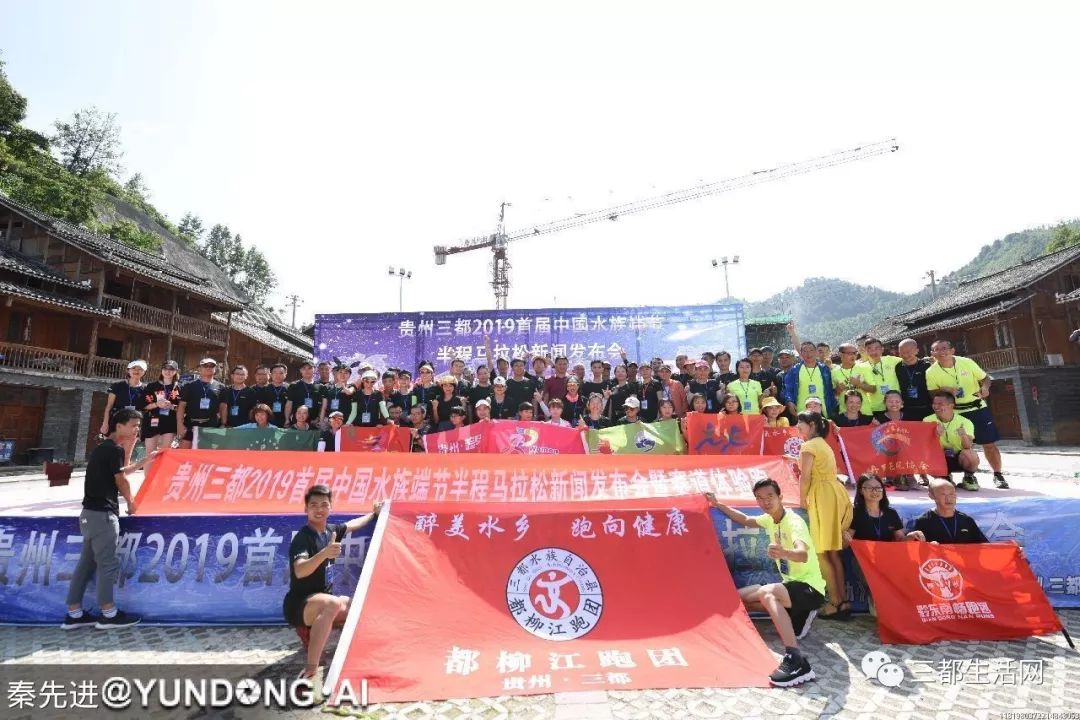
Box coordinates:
[923,391,980,490]
[830,343,860,411]
[849,337,901,416]
[924,339,1006,490]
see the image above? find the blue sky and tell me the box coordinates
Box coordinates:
[4,1,1079,324]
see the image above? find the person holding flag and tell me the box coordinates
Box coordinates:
[705,480,825,688]
[924,390,981,490]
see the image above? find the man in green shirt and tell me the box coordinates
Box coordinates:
[924,339,1006,489]
[706,480,824,688]
[923,390,981,489]
[850,337,901,416]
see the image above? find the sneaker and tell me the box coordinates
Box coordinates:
[794,609,818,640]
[769,652,816,687]
[60,612,97,630]
[993,473,1009,489]
[960,474,980,492]
[95,610,141,629]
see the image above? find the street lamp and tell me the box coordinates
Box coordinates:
[711,256,740,299]
[388,266,412,312]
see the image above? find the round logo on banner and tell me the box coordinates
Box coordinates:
[870,423,910,457]
[634,431,657,451]
[918,558,964,601]
[782,436,803,458]
[506,548,603,642]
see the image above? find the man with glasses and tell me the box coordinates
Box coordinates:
[925,340,1007,489]
[177,358,225,448]
[410,363,437,417]
[849,337,901,417]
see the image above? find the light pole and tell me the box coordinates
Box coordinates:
[711,256,740,299]
[388,267,412,312]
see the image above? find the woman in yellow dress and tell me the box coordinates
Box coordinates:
[798,411,853,619]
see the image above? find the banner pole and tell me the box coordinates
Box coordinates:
[1061,624,1075,650]
[324,500,393,696]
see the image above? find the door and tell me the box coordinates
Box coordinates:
[0,384,46,463]
[989,379,1022,439]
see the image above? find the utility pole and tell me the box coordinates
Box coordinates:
[285,294,302,328]
[388,267,412,312]
[925,270,938,299]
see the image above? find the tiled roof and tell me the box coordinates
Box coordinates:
[0,193,247,309]
[861,316,912,344]
[213,308,313,359]
[0,245,92,289]
[902,244,1080,324]
[893,294,1034,341]
[0,280,117,318]
[1057,288,1080,304]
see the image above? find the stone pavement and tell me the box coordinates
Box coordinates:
[2,611,1077,719]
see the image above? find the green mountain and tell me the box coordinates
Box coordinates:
[742,219,1080,346]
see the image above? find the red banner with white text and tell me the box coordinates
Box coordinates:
[484,421,587,455]
[851,540,1061,645]
[337,425,412,453]
[685,413,764,455]
[326,497,777,702]
[422,424,488,453]
[134,449,798,515]
[835,422,946,478]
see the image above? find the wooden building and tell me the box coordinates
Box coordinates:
[0,193,311,464]
[865,244,1080,445]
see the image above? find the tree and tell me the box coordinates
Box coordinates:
[196,225,277,303]
[122,172,149,201]
[0,53,27,136]
[51,106,124,177]
[1047,222,1080,253]
[177,212,204,247]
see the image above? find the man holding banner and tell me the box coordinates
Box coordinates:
[284,486,382,679]
[924,391,981,490]
[705,481,825,688]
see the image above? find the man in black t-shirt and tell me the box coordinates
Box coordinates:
[219,365,257,428]
[582,360,608,399]
[254,364,291,427]
[687,360,722,413]
[286,361,324,427]
[636,365,663,422]
[895,338,933,421]
[284,485,382,678]
[177,358,226,448]
[62,408,157,630]
[910,478,988,544]
[716,351,738,385]
[506,359,540,410]
[488,377,515,419]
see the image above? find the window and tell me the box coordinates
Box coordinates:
[6,312,29,343]
[994,322,1012,349]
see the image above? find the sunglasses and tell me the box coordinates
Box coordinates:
[863,486,884,492]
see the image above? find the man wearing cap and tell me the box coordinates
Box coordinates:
[101,359,148,464]
[619,396,642,424]
[784,342,837,417]
[488,376,515,419]
[219,364,257,429]
[286,361,325,428]
[321,364,356,428]
[687,360,723,413]
[177,358,226,448]
[474,397,493,422]
[320,411,345,450]
[761,346,777,369]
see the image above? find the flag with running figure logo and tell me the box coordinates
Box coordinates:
[193,426,319,451]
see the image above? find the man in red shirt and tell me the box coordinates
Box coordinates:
[543,356,571,405]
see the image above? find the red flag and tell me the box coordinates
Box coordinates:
[326,497,778,703]
[423,424,489,453]
[835,421,945,478]
[686,413,764,455]
[851,540,1061,645]
[483,421,587,455]
[338,425,412,453]
[762,427,800,456]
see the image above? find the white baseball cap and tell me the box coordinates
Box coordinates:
[127,359,148,371]
[623,396,641,408]
[199,357,218,367]
[475,398,491,407]
[493,376,507,386]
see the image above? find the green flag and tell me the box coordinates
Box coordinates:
[194,427,320,451]
[585,419,686,455]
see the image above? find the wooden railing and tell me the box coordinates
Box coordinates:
[89,356,128,380]
[969,347,1043,370]
[102,294,228,345]
[0,341,87,375]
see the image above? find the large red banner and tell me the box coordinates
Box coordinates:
[134,449,798,515]
[851,540,1061,645]
[326,497,778,702]
[834,422,946,478]
[422,424,489,453]
[685,413,764,455]
[337,425,412,453]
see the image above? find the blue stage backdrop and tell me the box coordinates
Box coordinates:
[1,497,1075,624]
[314,303,745,375]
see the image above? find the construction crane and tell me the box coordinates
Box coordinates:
[434,138,899,309]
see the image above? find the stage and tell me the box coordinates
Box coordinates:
[0,447,1077,624]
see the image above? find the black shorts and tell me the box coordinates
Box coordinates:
[945,452,963,474]
[143,415,178,439]
[183,420,216,443]
[283,594,308,628]
[959,407,1000,445]
[784,580,825,627]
